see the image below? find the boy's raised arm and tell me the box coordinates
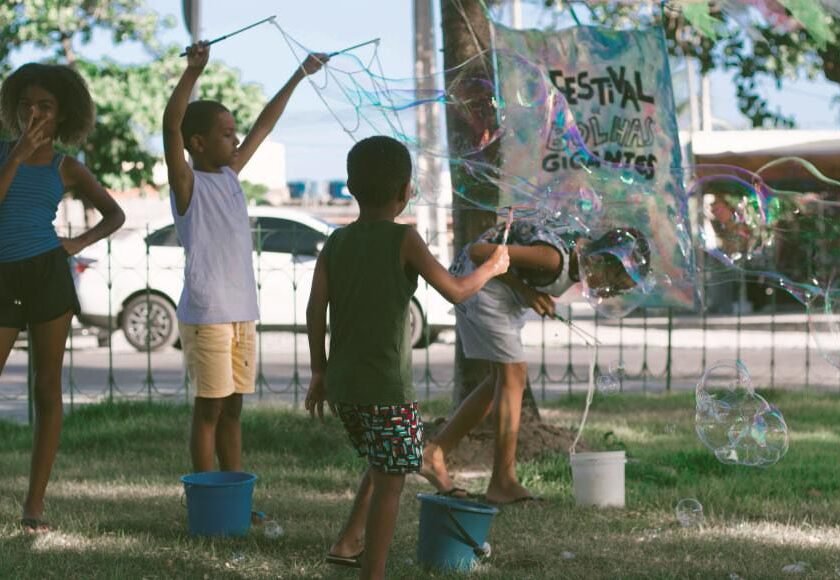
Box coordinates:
[403,227,509,304]
[163,42,208,216]
[231,53,329,174]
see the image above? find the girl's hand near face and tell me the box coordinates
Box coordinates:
[11,109,52,162]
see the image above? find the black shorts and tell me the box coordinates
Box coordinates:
[0,246,80,330]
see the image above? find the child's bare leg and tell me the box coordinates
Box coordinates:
[24,312,72,522]
[361,470,405,580]
[191,397,223,472]
[421,366,496,493]
[330,468,373,558]
[485,361,532,503]
[216,394,243,471]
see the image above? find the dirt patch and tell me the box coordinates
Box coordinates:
[424,417,587,471]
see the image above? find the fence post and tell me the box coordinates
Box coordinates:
[27,333,34,426]
[143,224,154,400]
[666,308,673,392]
[67,222,76,413]
[254,221,269,398]
[106,235,116,402]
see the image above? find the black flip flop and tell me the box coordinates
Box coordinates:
[325,550,364,568]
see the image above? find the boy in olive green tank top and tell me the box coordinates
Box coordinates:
[305,136,509,579]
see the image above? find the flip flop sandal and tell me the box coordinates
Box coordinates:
[325,550,364,568]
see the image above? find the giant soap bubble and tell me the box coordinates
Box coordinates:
[695,360,789,467]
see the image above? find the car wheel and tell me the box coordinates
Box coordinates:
[409,300,430,349]
[122,293,178,352]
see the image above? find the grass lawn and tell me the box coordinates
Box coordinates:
[2,391,840,579]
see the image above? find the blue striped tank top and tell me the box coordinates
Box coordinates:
[0,141,65,262]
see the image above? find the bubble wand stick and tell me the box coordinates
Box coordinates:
[329,38,381,57]
[552,313,600,346]
[179,15,277,56]
[501,206,514,245]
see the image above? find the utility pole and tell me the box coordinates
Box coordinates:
[511,0,522,28]
[183,0,201,99]
[701,73,713,131]
[414,0,448,263]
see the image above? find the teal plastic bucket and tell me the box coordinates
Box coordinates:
[181,471,256,536]
[416,493,498,571]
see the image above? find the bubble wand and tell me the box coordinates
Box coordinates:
[552,312,600,346]
[501,206,514,245]
[328,38,381,57]
[179,15,277,56]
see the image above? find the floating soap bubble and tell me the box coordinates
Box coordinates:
[807,283,840,371]
[576,186,603,216]
[596,373,619,395]
[675,498,704,528]
[695,360,789,467]
[263,520,285,539]
[578,227,652,318]
[597,360,625,395]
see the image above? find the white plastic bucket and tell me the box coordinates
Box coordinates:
[570,451,626,508]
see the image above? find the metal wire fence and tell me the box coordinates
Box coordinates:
[2,221,836,424]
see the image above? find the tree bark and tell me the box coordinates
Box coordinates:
[440,0,540,422]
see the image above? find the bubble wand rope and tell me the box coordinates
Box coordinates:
[179,15,277,56]
[552,313,600,346]
[569,345,597,455]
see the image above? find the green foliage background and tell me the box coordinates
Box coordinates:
[0,0,266,190]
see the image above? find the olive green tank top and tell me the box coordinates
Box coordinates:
[322,221,418,405]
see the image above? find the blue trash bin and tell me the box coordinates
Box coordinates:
[416,493,498,571]
[181,471,257,537]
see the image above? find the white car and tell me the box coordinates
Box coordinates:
[73,207,455,351]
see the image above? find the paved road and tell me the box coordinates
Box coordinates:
[2,316,838,424]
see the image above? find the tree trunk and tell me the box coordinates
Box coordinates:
[440,0,540,422]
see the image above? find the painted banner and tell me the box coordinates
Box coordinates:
[492,23,696,311]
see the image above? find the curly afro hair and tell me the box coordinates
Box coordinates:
[0,63,95,146]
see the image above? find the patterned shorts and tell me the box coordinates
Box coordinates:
[335,402,424,474]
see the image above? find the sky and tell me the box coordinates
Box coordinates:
[9,0,840,181]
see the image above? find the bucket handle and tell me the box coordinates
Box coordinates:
[446,506,490,558]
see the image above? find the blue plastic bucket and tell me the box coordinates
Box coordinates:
[181,471,256,537]
[416,493,499,571]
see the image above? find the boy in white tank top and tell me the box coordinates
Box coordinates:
[162,41,327,518]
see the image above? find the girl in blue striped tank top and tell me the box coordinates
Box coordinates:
[0,63,125,533]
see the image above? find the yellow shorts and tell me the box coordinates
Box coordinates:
[179,321,257,399]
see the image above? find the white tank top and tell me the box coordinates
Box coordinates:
[172,166,259,324]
